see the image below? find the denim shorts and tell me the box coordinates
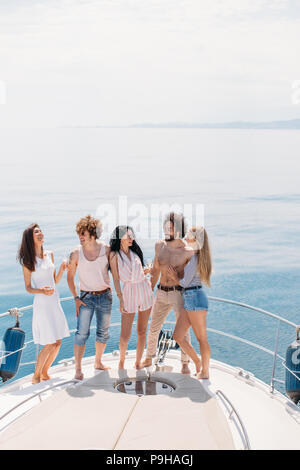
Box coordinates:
[74,290,112,346]
[182,287,208,311]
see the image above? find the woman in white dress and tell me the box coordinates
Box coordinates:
[18,224,70,384]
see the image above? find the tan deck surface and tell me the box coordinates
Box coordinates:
[0,369,235,450]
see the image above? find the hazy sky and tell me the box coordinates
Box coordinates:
[0,0,300,127]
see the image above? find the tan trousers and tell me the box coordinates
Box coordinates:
[146,288,191,364]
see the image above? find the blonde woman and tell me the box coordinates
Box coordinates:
[171,226,212,379]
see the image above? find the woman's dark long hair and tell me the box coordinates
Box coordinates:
[17,223,42,272]
[109,225,144,269]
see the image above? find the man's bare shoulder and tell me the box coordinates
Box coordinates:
[154,240,165,251]
[69,246,80,261]
[104,244,111,255]
[97,240,110,250]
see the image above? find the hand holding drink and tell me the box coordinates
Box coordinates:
[144,258,153,276]
[62,252,70,270]
[61,260,68,271]
[41,286,54,296]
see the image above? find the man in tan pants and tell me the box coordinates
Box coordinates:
[142,212,194,374]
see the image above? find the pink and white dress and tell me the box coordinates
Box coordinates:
[117,251,154,313]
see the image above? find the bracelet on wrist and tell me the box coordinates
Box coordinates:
[74,296,80,301]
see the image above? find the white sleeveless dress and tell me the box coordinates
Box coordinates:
[31,251,70,345]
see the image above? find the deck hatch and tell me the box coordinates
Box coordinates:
[115,379,174,395]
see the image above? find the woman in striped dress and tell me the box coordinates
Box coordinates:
[109,226,154,370]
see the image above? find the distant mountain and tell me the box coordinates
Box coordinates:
[129,119,300,129]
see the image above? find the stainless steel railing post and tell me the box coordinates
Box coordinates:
[216,389,251,450]
[270,319,281,393]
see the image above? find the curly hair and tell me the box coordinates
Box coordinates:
[76,215,102,239]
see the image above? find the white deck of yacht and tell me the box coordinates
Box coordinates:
[0,350,300,450]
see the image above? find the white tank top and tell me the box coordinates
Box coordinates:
[77,244,110,291]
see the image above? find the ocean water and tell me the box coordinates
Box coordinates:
[0,128,300,390]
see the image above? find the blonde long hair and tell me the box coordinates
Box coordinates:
[189,226,212,287]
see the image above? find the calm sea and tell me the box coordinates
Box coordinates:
[1,128,300,389]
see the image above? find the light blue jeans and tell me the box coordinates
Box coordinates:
[74,291,112,346]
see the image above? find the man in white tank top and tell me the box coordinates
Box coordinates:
[67,215,112,380]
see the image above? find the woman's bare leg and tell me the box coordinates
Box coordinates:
[119,313,135,369]
[187,310,210,379]
[32,344,57,384]
[41,340,61,380]
[135,308,151,369]
[173,309,201,374]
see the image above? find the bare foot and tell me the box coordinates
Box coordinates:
[94,363,111,371]
[118,360,125,370]
[141,358,152,368]
[197,371,209,380]
[181,363,191,375]
[75,369,84,380]
[32,374,40,384]
[41,373,51,381]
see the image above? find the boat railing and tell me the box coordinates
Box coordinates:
[216,389,251,450]
[0,380,78,422]
[0,296,299,395]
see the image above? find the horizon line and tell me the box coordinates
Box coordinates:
[58,118,300,129]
